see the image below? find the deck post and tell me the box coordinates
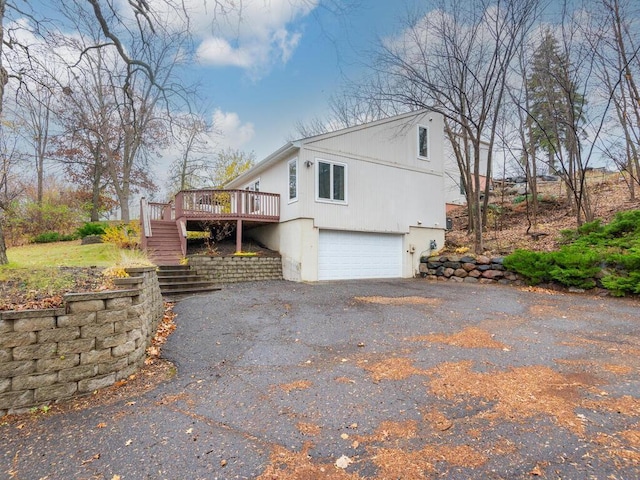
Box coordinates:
[236,219,243,253]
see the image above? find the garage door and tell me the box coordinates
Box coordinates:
[318,230,403,280]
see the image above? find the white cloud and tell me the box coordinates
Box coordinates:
[196,37,254,67]
[211,109,255,149]
[160,0,318,75]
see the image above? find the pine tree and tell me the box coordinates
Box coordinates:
[527,31,585,174]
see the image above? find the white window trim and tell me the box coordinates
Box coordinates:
[288,157,298,203]
[315,158,348,205]
[417,124,430,160]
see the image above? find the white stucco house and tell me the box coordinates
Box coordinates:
[225,109,448,282]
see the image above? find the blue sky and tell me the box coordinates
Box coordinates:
[188,1,408,161]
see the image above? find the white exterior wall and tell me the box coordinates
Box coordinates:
[404,226,445,277]
[246,219,317,282]
[299,111,446,233]
[230,110,449,282]
[443,136,490,208]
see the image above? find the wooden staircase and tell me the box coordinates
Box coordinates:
[157,265,221,298]
[146,220,183,266]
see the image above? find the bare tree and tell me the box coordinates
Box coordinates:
[0,123,26,263]
[594,0,640,200]
[12,80,55,206]
[167,112,213,193]
[362,0,540,252]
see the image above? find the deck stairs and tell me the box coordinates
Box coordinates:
[156,265,221,298]
[146,220,183,266]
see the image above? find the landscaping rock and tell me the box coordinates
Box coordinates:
[81,235,103,245]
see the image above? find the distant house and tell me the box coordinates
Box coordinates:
[443,135,491,213]
[225,110,448,281]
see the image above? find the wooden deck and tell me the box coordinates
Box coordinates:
[141,190,280,263]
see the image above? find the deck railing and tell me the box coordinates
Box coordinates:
[175,189,280,221]
[140,197,152,250]
[148,201,173,221]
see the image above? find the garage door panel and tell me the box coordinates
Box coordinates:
[318,230,402,280]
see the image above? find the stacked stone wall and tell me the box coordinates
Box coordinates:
[0,267,163,416]
[189,256,283,283]
[419,254,521,285]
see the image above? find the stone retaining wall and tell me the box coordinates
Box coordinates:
[419,254,521,284]
[0,267,163,416]
[189,256,283,283]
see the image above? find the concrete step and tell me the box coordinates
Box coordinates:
[159,280,220,291]
[156,265,220,297]
[158,274,208,283]
[161,285,222,301]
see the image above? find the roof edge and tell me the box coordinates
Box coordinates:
[225,142,300,189]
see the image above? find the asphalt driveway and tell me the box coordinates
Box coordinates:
[2,279,639,479]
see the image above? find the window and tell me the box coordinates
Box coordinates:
[245,179,260,212]
[316,160,346,203]
[246,179,260,192]
[288,158,298,201]
[418,125,429,159]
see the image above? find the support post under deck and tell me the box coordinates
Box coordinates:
[236,219,243,253]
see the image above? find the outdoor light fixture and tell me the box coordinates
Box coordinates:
[305,160,313,168]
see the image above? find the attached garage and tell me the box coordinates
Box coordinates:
[318,230,403,280]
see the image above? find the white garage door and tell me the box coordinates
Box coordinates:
[318,230,403,280]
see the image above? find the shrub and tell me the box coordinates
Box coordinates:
[547,248,600,289]
[22,202,79,237]
[76,222,107,238]
[601,271,640,297]
[506,209,640,295]
[503,250,553,285]
[102,221,141,249]
[33,232,62,243]
[32,232,76,243]
[512,194,548,205]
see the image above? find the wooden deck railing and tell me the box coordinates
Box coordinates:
[140,189,279,255]
[141,190,280,224]
[175,189,280,221]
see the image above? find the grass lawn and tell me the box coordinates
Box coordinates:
[1,241,151,309]
[3,240,123,271]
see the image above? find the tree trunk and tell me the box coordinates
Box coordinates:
[0,221,8,265]
[0,0,10,265]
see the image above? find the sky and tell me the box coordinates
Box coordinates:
[183,1,407,161]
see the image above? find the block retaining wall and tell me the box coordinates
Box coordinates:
[419,254,522,285]
[0,267,163,416]
[189,256,283,283]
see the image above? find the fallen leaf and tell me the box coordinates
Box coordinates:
[96,422,107,429]
[126,401,136,406]
[352,441,360,449]
[220,459,227,467]
[81,453,100,465]
[341,433,349,440]
[112,476,121,480]
[186,428,193,434]
[335,455,353,469]
[529,464,544,476]
[125,439,133,446]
